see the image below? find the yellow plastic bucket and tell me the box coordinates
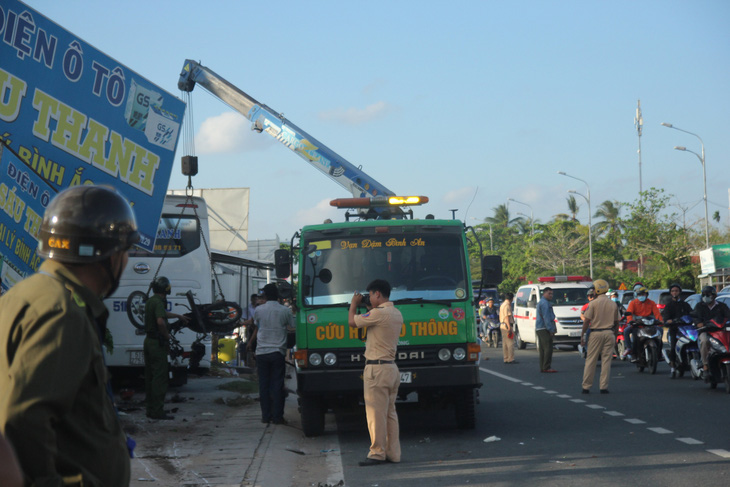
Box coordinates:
[218,338,237,363]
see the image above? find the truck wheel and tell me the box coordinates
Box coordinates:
[300,396,325,437]
[515,327,526,350]
[454,388,476,429]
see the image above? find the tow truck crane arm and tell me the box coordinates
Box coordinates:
[178,60,397,205]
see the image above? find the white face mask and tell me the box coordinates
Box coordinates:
[702,296,713,304]
[638,295,647,303]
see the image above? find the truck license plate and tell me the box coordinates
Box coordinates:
[569,331,581,337]
[129,351,145,365]
[400,372,412,384]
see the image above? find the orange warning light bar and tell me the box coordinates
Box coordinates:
[330,196,429,208]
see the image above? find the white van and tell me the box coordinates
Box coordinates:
[513,276,592,349]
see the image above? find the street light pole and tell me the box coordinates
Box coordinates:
[558,171,593,279]
[661,122,710,249]
[508,198,534,237]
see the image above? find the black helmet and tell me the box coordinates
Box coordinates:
[152,276,171,295]
[701,285,717,297]
[669,283,682,292]
[37,186,139,263]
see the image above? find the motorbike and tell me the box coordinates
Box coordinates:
[484,316,501,348]
[697,319,730,393]
[615,316,629,360]
[627,316,663,374]
[661,315,701,380]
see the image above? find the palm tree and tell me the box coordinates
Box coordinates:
[567,195,580,222]
[593,200,624,237]
[484,203,521,228]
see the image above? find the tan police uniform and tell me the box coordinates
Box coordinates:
[582,293,621,391]
[500,299,515,362]
[354,301,403,462]
[0,260,130,486]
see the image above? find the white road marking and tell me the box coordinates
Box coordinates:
[478,367,725,460]
[707,449,730,458]
[625,418,646,424]
[479,368,523,383]
[677,438,704,445]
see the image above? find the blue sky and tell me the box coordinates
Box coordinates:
[25,0,730,243]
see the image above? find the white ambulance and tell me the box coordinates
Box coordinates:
[512,276,592,349]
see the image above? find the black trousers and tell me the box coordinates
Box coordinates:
[256,352,286,422]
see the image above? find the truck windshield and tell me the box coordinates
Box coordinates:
[301,232,467,305]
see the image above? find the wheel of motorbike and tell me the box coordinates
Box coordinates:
[724,364,730,394]
[710,377,717,390]
[647,346,658,375]
[199,301,243,334]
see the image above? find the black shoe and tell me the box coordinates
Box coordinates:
[600,389,610,394]
[272,418,288,425]
[581,389,589,394]
[359,458,387,467]
[147,414,174,420]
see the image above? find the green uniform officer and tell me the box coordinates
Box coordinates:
[144,276,187,420]
[0,186,139,486]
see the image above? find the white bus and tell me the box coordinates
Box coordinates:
[104,194,214,384]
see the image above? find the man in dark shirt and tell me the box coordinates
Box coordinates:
[662,284,693,377]
[692,286,730,381]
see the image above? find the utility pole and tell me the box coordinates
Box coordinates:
[635,100,643,194]
[635,100,644,277]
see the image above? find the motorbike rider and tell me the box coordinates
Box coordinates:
[662,283,693,377]
[622,286,662,361]
[480,298,500,345]
[691,285,730,381]
[609,290,625,315]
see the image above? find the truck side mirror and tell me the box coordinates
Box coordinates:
[482,255,503,285]
[274,249,291,279]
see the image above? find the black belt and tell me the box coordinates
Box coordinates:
[591,329,613,332]
[366,360,394,365]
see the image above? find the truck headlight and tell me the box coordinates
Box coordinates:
[324,352,337,366]
[438,348,452,361]
[309,353,322,366]
[453,347,466,361]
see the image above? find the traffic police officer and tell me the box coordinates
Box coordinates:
[581,279,621,394]
[348,279,403,466]
[0,185,139,486]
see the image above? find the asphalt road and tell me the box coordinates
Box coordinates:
[331,343,730,487]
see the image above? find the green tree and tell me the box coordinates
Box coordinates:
[485,204,521,228]
[621,188,695,286]
[567,195,580,222]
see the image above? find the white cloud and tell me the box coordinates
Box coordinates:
[195,112,273,154]
[443,186,477,204]
[292,198,341,227]
[318,101,390,125]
